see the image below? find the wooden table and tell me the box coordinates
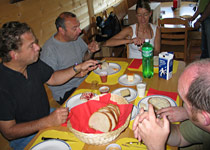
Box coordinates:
[25,57,186,150]
[160,1,199,28]
[160,2,197,19]
[128,1,197,25]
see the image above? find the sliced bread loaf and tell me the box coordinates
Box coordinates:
[88,112,111,132]
[88,104,120,132]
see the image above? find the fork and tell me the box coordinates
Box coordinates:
[97,59,106,64]
[41,137,77,142]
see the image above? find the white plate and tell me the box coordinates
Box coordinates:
[131,105,139,120]
[30,139,71,150]
[94,63,121,75]
[118,74,142,86]
[65,93,97,110]
[137,95,177,111]
[66,93,84,110]
[111,87,137,102]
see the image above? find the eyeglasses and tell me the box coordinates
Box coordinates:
[136,13,150,17]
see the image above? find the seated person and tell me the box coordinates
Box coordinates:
[0,21,98,150]
[133,59,210,150]
[41,12,100,105]
[103,0,160,59]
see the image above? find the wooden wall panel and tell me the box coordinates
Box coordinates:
[93,0,122,14]
[0,0,124,46]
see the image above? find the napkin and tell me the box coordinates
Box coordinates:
[63,93,133,134]
[147,88,178,101]
[128,59,179,74]
[128,59,142,69]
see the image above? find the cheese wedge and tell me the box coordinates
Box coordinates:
[127,73,134,82]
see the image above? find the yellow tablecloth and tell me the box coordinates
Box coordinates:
[128,60,179,74]
[29,130,84,150]
[85,61,128,85]
[116,137,172,150]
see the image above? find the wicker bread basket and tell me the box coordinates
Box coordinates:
[67,94,131,145]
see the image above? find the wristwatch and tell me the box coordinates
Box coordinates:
[73,64,80,74]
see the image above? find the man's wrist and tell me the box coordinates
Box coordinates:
[73,64,81,74]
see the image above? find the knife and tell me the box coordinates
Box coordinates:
[41,137,76,142]
[89,59,106,67]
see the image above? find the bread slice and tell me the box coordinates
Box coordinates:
[88,112,111,132]
[98,106,118,128]
[148,97,171,110]
[104,111,117,130]
[120,89,130,97]
[107,104,120,119]
[98,107,116,121]
[101,62,109,70]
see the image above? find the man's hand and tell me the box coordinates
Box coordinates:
[157,106,188,122]
[194,20,201,29]
[47,107,69,126]
[137,104,170,150]
[76,60,98,72]
[88,41,100,53]
[75,60,98,77]
[133,108,148,140]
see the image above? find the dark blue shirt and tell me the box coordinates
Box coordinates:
[0,59,53,124]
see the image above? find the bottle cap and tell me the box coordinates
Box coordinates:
[145,39,149,42]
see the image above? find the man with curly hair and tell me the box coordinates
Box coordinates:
[0,21,98,149]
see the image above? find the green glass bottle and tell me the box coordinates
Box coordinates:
[142,39,154,78]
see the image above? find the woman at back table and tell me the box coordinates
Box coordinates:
[104,0,160,59]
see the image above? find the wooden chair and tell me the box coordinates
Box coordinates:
[82,22,98,44]
[158,18,189,62]
[187,30,202,63]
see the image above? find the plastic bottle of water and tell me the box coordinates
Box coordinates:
[142,39,154,78]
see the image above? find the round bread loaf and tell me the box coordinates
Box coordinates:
[148,97,171,110]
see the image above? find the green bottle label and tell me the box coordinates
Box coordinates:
[142,48,153,57]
